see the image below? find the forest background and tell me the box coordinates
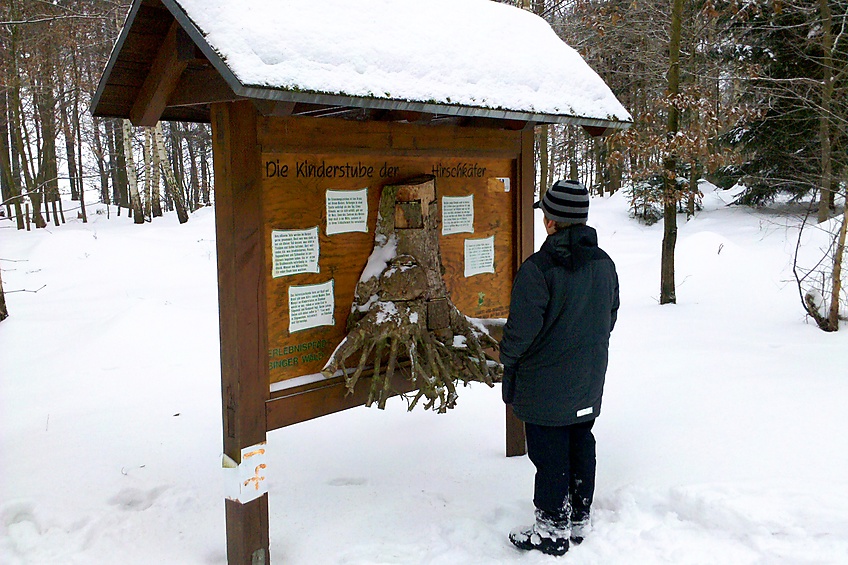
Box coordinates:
[1,0,847,329]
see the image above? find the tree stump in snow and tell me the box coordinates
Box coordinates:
[321,175,501,412]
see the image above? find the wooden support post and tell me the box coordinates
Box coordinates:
[211,100,271,564]
[130,20,189,126]
[505,125,535,457]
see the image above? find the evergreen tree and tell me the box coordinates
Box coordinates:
[722,1,840,205]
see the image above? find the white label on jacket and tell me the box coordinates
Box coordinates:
[576,407,593,418]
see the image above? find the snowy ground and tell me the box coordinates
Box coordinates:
[1,185,847,564]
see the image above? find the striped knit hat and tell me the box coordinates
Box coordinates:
[534,179,589,224]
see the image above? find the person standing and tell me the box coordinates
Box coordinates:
[500,179,619,556]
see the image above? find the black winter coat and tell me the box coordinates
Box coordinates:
[499,224,619,426]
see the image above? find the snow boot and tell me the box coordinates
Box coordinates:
[570,518,591,545]
[509,509,570,556]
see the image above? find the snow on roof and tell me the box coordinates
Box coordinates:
[170,0,631,124]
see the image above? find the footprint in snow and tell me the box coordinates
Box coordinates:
[326,477,368,487]
[108,486,168,511]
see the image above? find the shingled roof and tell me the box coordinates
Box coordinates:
[92,0,631,130]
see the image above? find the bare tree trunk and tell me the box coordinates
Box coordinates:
[547,125,557,189]
[607,136,622,195]
[143,127,153,220]
[539,125,548,195]
[594,136,605,197]
[200,131,210,206]
[73,67,86,223]
[817,0,834,224]
[154,122,189,223]
[7,24,45,228]
[569,128,579,181]
[34,53,61,227]
[169,123,185,205]
[687,158,698,220]
[150,127,163,217]
[92,117,110,206]
[0,92,25,229]
[0,266,8,322]
[10,109,45,228]
[58,77,80,201]
[661,0,684,305]
[121,119,144,223]
[111,118,130,214]
[827,191,847,329]
[107,119,120,213]
[186,129,200,211]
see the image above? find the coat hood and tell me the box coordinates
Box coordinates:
[541,224,599,271]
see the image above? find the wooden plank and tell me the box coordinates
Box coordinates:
[518,126,536,263]
[96,84,140,108]
[159,105,210,123]
[130,20,189,126]
[102,62,149,87]
[259,115,522,158]
[119,28,174,62]
[169,67,242,107]
[266,372,418,430]
[211,101,270,565]
[504,125,535,458]
[225,497,269,565]
[136,2,171,25]
[506,405,526,456]
[96,100,207,122]
[253,100,297,117]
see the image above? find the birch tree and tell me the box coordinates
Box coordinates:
[153,122,189,224]
[121,119,143,223]
[143,126,153,220]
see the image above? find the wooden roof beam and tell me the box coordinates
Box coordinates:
[253,100,297,117]
[582,125,612,137]
[169,68,243,107]
[129,20,190,126]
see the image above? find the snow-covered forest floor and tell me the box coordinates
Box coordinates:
[2,184,847,564]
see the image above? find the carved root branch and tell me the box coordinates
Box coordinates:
[321,301,502,413]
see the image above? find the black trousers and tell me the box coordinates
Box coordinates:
[525,419,596,523]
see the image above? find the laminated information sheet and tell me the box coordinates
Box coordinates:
[288,280,335,333]
[464,236,495,277]
[271,226,320,278]
[326,188,368,235]
[442,194,475,235]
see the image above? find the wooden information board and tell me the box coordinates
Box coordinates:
[263,154,515,386]
[256,116,523,396]
[210,100,534,565]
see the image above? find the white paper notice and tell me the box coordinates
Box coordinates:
[271,226,320,278]
[326,188,368,235]
[497,177,511,192]
[288,280,335,333]
[223,441,268,504]
[442,195,475,235]
[464,236,495,277]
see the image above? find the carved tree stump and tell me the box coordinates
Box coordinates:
[322,175,501,412]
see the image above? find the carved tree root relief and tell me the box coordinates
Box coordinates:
[321,175,501,412]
